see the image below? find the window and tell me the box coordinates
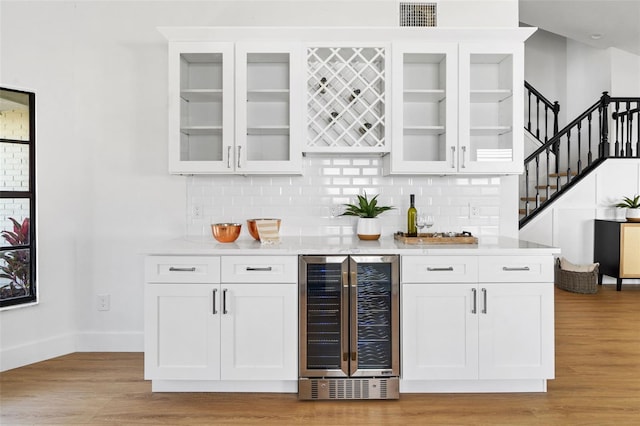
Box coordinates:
[1,87,36,308]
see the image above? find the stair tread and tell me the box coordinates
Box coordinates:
[535,185,558,189]
[520,197,548,202]
[548,171,577,177]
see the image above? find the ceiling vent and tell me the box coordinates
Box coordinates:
[399,2,437,27]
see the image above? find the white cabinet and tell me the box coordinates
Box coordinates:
[387,42,525,174]
[144,255,298,389]
[305,45,391,154]
[401,255,554,390]
[167,42,301,174]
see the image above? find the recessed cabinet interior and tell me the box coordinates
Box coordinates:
[305,45,390,154]
[386,42,524,174]
[168,41,301,174]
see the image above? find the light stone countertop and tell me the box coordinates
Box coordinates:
[142,235,560,256]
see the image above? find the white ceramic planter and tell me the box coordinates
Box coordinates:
[357,218,381,240]
[626,208,640,222]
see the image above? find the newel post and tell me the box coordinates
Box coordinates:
[600,92,610,158]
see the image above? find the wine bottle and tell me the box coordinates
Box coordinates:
[319,77,328,94]
[328,111,339,123]
[348,89,361,102]
[407,194,417,237]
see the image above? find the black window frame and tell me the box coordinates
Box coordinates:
[0,87,36,308]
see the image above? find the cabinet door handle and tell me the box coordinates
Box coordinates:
[461,146,467,169]
[502,266,530,271]
[227,146,232,169]
[427,266,454,272]
[450,146,456,168]
[246,266,273,272]
[471,288,477,314]
[212,288,218,315]
[222,288,228,314]
[168,267,196,272]
[237,146,242,169]
[481,288,487,314]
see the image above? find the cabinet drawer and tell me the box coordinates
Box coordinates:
[145,256,220,283]
[402,256,478,283]
[221,256,298,283]
[478,255,553,283]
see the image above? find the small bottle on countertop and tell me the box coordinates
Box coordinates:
[407,194,417,237]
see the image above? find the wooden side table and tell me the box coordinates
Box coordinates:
[594,219,640,291]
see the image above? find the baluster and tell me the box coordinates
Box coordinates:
[614,101,621,156]
[527,89,532,132]
[553,101,560,136]
[600,92,610,158]
[577,121,582,174]
[626,101,632,157]
[524,162,530,216]
[545,146,551,201]
[566,130,572,184]
[587,112,593,165]
[535,156,541,209]
[535,98,541,139]
[544,104,549,142]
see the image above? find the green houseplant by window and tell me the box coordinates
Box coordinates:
[0,217,30,299]
[614,195,640,222]
[341,193,394,240]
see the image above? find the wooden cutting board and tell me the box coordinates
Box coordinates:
[394,232,478,245]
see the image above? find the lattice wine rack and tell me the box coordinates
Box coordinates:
[306,47,387,152]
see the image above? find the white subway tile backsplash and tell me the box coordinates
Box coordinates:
[186,157,504,238]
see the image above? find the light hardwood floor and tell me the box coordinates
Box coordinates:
[1,284,640,425]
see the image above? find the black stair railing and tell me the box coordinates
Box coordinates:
[520,91,640,228]
[525,81,560,144]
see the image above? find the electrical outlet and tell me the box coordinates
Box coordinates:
[469,204,480,218]
[97,294,110,311]
[192,204,202,219]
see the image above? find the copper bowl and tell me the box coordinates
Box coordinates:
[246,218,281,241]
[211,223,242,243]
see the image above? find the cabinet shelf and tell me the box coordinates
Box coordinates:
[404,90,446,102]
[470,89,512,103]
[247,125,290,135]
[247,89,290,102]
[404,126,446,135]
[470,126,512,136]
[181,126,223,136]
[181,89,223,102]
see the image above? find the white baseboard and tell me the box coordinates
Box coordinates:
[0,333,76,372]
[76,331,144,352]
[0,331,144,372]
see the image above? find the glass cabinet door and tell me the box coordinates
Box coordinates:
[459,44,524,174]
[235,43,302,174]
[168,42,234,174]
[390,43,458,174]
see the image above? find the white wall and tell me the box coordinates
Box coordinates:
[0,0,519,371]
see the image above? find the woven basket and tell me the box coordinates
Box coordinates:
[554,259,599,294]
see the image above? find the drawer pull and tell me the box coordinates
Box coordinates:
[427,266,454,272]
[168,267,196,272]
[246,266,273,272]
[502,266,530,271]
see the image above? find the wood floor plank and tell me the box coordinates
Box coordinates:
[1,284,639,425]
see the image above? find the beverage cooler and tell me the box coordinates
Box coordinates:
[298,255,399,400]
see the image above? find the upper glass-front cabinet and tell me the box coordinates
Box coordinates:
[168,42,301,174]
[305,45,390,154]
[387,42,523,175]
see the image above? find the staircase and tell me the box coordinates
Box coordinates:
[519,83,640,228]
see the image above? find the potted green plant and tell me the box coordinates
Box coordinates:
[614,195,640,222]
[341,193,394,240]
[0,217,30,299]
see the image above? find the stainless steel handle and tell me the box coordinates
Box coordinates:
[451,146,456,168]
[481,288,487,314]
[246,266,273,272]
[222,288,228,314]
[168,267,196,272]
[427,266,454,272]
[226,146,232,169]
[237,146,242,169]
[212,288,218,315]
[461,146,467,168]
[502,266,531,271]
[471,288,477,314]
